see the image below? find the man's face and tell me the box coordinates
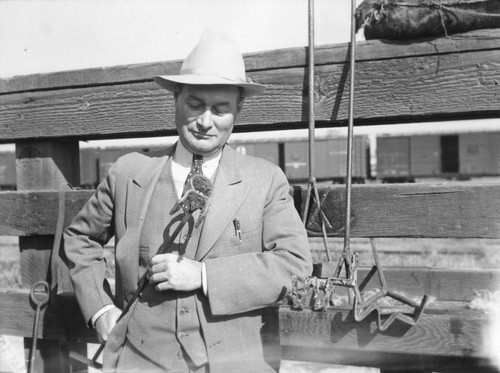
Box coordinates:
[175,84,242,157]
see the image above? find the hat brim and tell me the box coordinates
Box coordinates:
[154,75,265,97]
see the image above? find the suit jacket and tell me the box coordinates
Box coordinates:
[64,144,312,372]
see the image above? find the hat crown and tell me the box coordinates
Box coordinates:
[180,29,246,84]
[154,29,265,97]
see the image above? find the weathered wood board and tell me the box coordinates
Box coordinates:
[1,267,497,350]
[1,182,499,238]
[0,290,96,343]
[1,29,498,93]
[1,29,499,142]
[278,305,489,358]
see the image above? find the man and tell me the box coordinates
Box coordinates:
[64,29,312,373]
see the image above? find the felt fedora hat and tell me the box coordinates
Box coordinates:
[154,29,265,97]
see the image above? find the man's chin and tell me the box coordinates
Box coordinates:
[187,142,220,157]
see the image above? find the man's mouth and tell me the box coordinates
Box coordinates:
[191,130,212,139]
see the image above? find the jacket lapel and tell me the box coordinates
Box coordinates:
[125,146,174,233]
[196,146,249,261]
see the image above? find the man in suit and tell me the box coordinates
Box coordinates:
[64,29,312,373]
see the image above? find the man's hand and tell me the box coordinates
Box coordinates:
[95,306,122,343]
[148,253,202,292]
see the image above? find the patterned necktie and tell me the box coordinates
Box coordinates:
[183,154,204,194]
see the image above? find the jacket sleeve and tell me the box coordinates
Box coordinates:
[204,166,313,316]
[63,162,118,324]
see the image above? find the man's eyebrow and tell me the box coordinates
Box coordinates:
[186,95,203,102]
[185,94,233,107]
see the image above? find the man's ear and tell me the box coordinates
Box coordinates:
[237,97,245,113]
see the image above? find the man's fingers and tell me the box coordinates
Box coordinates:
[149,261,167,275]
[150,253,178,265]
[148,271,169,284]
[154,281,173,292]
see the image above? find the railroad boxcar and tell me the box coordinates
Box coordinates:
[377,131,500,182]
[459,132,500,177]
[376,136,412,182]
[284,136,369,183]
[79,148,99,189]
[0,151,16,190]
[377,134,455,182]
[231,142,280,166]
[410,135,441,178]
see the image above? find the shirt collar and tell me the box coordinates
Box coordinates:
[173,139,222,168]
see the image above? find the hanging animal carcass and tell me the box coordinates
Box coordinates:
[355,0,500,40]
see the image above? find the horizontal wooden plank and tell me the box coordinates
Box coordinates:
[280,344,497,372]
[301,182,500,238]
[279,305,490,359]
[339,266,500,302]
[0,189,93,236]
[2,264,497,358]
[1,182,499,238]
[1,29,499,94]
[1,32,500,142]
[0,290,97,343]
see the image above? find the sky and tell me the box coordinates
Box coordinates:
[0,0,354,78]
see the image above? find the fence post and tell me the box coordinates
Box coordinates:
[15,140,85,372]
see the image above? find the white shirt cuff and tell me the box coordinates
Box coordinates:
[201,262,208,296]
[90,304,117,328]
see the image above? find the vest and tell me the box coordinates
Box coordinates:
[124,158,208,369]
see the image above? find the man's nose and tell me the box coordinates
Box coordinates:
[197,110,213,128]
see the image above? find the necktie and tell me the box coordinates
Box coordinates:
[183,154,204,195]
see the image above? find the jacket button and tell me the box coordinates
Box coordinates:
[179,307,189,315]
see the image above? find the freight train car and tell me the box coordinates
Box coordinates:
[282,137,370,183]
[1,132,497,189]
[231,136,370,183]
[0,151,16,190]
[459,132,500,176]
[231,141,280,166]
[376,132,500,182]
[79,145,165,188]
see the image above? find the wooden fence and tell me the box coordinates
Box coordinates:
[1,28,500,372]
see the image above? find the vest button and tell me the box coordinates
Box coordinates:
[179,307,189,315]
[179,332,188,338]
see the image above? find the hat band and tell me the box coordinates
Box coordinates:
[180,68,246,84]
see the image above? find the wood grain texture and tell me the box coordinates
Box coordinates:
[346,267,500,302]
[0,283,495,348]
[280,346,496,372]
[0,289,493,362]
[1,182,499,238]
[0,189,93,236]
[278,305,489,359]
[1,29,499,94]
[0,290,97,343]
[302,182,500,238]
[15,140,82,372]
[15,141,80,288]
[1,32,500,142]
